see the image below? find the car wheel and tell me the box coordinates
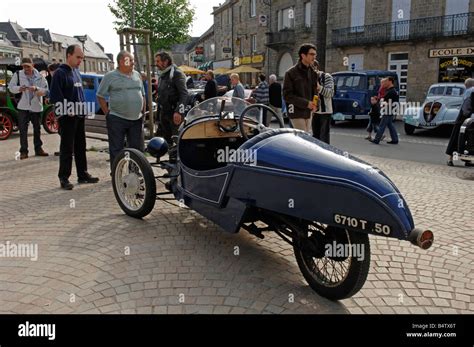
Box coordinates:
[404,123,416,135]
[112,148,156,219]
[292,221,370,300]
[42,110,59,134]
[0,112,14,140]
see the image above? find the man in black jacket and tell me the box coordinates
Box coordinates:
[155,52,188,146]
[269,74,282,126]
[371,77,399,145]
[203,70,218,100]
[49,44,99,190]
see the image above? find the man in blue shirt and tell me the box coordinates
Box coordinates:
[50,44,99,190]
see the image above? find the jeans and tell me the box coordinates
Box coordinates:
[366,118,380,134]
[17,110,43,154]
[159,110,179,146]
[58,116,88,180]
[107,115,144,168]
[374,115,398,143]
[312,113,332,144]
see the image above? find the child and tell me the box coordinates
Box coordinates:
[366,96,382,141]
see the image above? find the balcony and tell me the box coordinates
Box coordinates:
[266,29,296,49]
[332,12,474,47]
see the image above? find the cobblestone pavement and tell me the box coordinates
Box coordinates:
[0,132,473,314]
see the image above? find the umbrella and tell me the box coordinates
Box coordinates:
[213,67,230,74]
[226,65,261,74]
[178,65,205,74]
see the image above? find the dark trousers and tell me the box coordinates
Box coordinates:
[446,110,469,156]
[58,116,88,180]
[367,118,380,134]
[18,110,43,154]
[107,115,144,168]
[375,115,398,143]
[159,110,179,145]
[312,113,332,144]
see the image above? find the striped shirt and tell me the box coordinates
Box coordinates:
[252,81,269,105]
[316,72,335,114]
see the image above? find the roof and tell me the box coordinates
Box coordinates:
[212,0,235,15]
[26,28,53,44]
[50,33,109,60]
[0,22,35,43]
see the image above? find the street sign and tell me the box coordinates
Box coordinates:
[223,47,232,54]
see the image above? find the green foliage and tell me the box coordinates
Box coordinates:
[109,0,195,53]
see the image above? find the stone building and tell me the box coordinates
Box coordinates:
[326,0,474,102]
[266,0,328,80]
[0,22,50,61]
[0,31,21,62]
[50,33,111,74]
[212,0,235,72]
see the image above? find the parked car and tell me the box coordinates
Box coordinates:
[402,83,465,135]
[111,97,434,300]
[332,70,399,122]
[0,63,58,141]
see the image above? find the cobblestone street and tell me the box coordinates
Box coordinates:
[0,132,473,314]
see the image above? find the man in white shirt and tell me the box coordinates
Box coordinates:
[8,58,49,159]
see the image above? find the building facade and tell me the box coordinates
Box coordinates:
[326,0,474,101]
[0,22,51,61]
[266,0,328,80]
[213,0,235,71]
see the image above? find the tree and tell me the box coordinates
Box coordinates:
[108,0,195,53]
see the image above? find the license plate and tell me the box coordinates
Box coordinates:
[333,113,346,121]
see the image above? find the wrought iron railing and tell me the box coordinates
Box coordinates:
[266,29,296,47]
[332,12,474,47]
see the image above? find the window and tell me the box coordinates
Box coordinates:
[229,6,232,25]
[350,0,365,32]
[278,7,295,30]
[251,34,257,53]
[82,77,95,90]
[250,0,256,17]
[239,6,242,22]
[304,2,311,28]
[334,75,366,90]
[444,0,469,33]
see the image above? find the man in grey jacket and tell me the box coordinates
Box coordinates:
[8,58,49,159]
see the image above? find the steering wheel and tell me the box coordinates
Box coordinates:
[239,104,284,140]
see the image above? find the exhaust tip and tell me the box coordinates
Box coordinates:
[409,228,434,250]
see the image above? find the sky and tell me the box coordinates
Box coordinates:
[0,0,217,58]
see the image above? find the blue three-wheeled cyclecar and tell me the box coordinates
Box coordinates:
[111,97,434,300]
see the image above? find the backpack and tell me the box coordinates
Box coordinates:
[13,71,23,102]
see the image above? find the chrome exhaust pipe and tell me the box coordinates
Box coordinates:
[409,228,434,250]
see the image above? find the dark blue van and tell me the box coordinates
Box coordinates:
[81,73,104,114]
[332,70,399,121]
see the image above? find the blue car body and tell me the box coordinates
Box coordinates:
[80,73,104,114]
[332,70,399,121]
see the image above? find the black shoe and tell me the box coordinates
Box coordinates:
[447,160,454,167]
[60,179,74,190]
[78,173,99,184]
[369,139,379,144]
[465,161,474,167]
[387,141,399,144]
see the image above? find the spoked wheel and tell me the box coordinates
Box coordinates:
[0,112,13,140]
[43,110,59,134]
[112,148,156,219]
[290,220,370,300]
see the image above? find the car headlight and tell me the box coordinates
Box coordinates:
[352,101,359,108]
[431,102,442,116]
[423,102,432,116]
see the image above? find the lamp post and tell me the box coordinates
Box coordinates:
[76,35,87,72]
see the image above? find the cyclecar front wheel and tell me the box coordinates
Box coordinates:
[112,148,156,219]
